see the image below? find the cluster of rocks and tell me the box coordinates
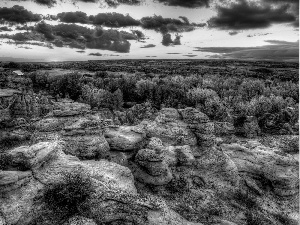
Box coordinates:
[0,141,202,225]
[0,103,299,225]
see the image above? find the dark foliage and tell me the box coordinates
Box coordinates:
[57,11,89,24]
[44,170,94,215]
[0,5,41,23]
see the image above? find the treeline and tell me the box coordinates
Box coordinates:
[27,70,299,128]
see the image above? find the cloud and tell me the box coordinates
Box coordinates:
[89,52,102,56]
[141,44,156,48]
[229,31,238,35]
[157,0,209,8]
[140,15,197,33]
[0,5,41,23]
[195,41,299,61]
[35,0,56,5]
[208,0,296,30]
[92,13,140,27]
[57,11,140,27]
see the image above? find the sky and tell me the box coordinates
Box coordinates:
[0,0,298,62]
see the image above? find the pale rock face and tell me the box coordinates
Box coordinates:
[104,126,146,151]
[0,177,44,225]
[221,143,299,197]
[147,208,204,225]
[63,216,97,225]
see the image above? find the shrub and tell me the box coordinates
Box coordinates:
[280,136,299,154]
[186,88,219,106]
[166,175,189,193]
[0,153,12,170]
[238,79,265,101]
[44,169,94,215]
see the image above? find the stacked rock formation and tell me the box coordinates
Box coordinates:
[133,137,173,185]
[178,107,215,152]
[62,118,110,159]
[33,100,111,160]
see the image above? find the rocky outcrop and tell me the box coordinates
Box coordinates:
[221,143,299,197]
[1,141,200,225]
[104,125,146,151]
[33,100,111,160]
[62,118,110,159]
[133,138,173,185]
[139,108,197,146]
[179,107,215,150]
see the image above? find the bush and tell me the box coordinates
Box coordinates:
[280,136,299,154]
[44,169,94,215]
[239,79,265,101]
[186,87,219,106]
[0,153,12,170]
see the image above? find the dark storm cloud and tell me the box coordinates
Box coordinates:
[57,12,140,27]
[157,0,209,8]
[208,0,297,30]
[35,0,56,5]
[0,5,41,23]
[140,15,200,33]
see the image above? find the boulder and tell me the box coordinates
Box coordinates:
[133,137,173,186]
[221,143,299,197]
[104,126,146,151]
